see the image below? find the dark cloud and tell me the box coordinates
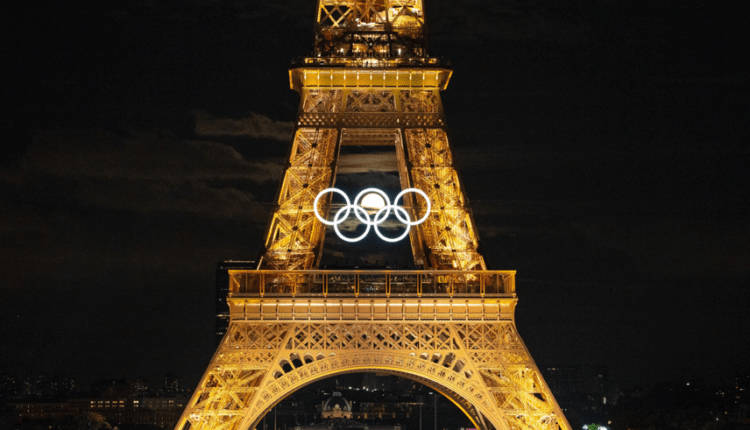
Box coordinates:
[429,0,592,43]
[337,153,399,173]
[476,203,750,280]
[194,110,295,141]
[2,0,748,390]
[334,171,401,192]
[2,128,282,219]
[453,145,750,282]
[0,127,283,300]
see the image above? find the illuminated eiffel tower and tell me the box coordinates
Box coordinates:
[176,2,571,430]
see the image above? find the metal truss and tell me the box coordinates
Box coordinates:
[177,316,570,430]
[314,0,426,60]
[227,269,515,297]
[259,128,338,270]
[403,128,485,270]
[345,90,397,112]
[181,3,572,430]
[302,90,343,113]
[260,81,482,270]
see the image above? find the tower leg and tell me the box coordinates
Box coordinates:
[176,319,571,430]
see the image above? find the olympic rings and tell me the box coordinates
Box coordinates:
[313,187,431,243]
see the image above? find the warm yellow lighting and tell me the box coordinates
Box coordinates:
[181,4,570,430]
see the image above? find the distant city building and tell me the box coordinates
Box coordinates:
[12,396,188,428]
[732,369,750,423]
[17,374,77,400]
[295,394,401,430]
[543,366,611,404]
[320,396,353,419]
[361,373,399,393]
[735,370,749,403]
[129,378,151,398]
[215,261,255,345]
[0,373,22,399]
[92,379,130,399]
[163,373,185,396]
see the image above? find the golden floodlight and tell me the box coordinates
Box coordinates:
[176,3,571,430]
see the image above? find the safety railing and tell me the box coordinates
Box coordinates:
[297,112,445,128]
[295,56,446,68]
[228,270,515,298]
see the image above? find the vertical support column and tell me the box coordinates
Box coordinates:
[394,126,429,267]
[403,127,485,271]
[259,127,339,270]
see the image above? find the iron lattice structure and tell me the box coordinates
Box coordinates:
[176,3,571,430]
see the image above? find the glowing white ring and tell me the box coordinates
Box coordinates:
[314,188,351,226]
[333,205,371,243]
[393,188,431,225]
[313,187,430,243]
[373,205,411,242]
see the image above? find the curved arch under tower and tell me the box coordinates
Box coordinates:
[177,313,569,430]
[175,2,571,430]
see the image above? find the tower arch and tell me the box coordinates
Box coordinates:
[176,2,571,430]
[179,318,568,430]
[240,353,501,430]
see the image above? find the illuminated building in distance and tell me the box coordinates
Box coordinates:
[215,261,256,346]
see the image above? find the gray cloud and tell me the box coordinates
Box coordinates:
[337,153,399,173]
[194,110,294,141]
[472,197,750,280]
[430,0,591,43]
[25,129,282,182]
[8,128,283,220]
[325,209,409,234]
[457,144,750,281]
[334,171,401,190]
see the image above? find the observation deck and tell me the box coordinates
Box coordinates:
[294,55,448,69]
[227,270,517,321]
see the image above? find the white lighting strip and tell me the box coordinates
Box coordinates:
[313,187,431,243]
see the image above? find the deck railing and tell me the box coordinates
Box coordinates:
[228,270,515,298]
[297,112,445,128]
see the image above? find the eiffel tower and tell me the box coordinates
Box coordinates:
[176,2,571,430]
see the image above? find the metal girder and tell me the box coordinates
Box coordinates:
[179,4,572,430]
[259,82,481,270]
[176,320,570,430]
[258,128,338,270]
[403,128,485,270]
[314,1,426,59]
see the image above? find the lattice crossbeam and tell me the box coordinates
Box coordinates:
[345,90,397,112]
[404,129,485,270]
[178,321,569,430]
[182,5,572,430]
[259,128,338,270]
[316,0,425,27]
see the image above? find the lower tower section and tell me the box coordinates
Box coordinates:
[175,271,571,430]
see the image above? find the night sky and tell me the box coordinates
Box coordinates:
[2,0,749,390]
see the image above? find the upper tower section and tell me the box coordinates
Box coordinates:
[304,0,442,68]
